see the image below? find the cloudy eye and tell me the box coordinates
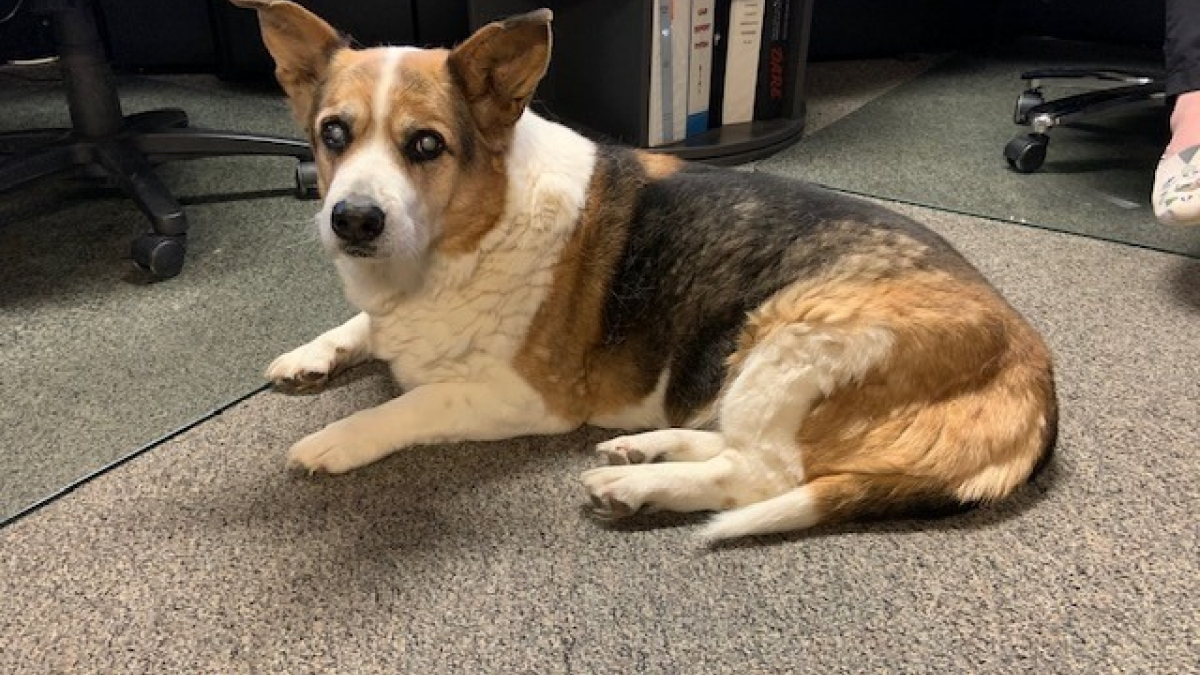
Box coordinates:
[320,119,351,152]
[405,130,446,163]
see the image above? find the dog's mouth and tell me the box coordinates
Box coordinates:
[340,244,378,259]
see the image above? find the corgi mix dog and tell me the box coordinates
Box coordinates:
[233,1,1057,541]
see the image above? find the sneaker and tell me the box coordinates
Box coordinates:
[1153,145,1200,226]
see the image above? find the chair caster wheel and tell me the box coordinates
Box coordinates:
[295,162,319,199]
[1013,90,1044,125]
[131,233,187,279]
[1005,133,1049,173]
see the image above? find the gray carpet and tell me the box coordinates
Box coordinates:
[0,68,349,519]
[762,42,1200,258]
[3,200,1197,674]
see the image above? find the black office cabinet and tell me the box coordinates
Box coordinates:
[414,0,471,47]
[96,0,217,70]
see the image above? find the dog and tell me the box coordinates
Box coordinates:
[232,0,1057,542]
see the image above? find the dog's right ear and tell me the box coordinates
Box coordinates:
[229,0,346,123]
[448,9,553,144]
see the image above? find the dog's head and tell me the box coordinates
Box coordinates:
[231,1,552,289]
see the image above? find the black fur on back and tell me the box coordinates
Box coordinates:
[596,146,982,424]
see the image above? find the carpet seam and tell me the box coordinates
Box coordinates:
[0,382,272,530]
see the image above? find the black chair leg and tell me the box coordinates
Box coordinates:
[0,143,80,192]
[91,139,189,278]
[123,108,189,134]
[0,129,73,154]
[94,140,187,236]
[135,128,313,160]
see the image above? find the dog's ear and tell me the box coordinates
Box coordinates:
[448,9,552,141]
[229,0,346,123]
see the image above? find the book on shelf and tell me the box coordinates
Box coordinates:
[685,0,716,137]
[706,0,732,129]
[648,0,691,146]
[719,0,765,127]
[651,0,792,144]
[754,0,790,121]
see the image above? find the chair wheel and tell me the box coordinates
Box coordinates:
[1013,90,1045,125]
[131,233,186,279]
[1004,133,1049,173]
[295,162,319,199]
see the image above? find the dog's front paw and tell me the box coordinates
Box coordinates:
[265,342,340,393]
[287,422,382,475]
[581,466,652,520]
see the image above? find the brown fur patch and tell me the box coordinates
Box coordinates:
[307,49,387,195]
[801,473,966,525]
[635,151,684,180]
[729,270,1056,512]
[513,151,670,423]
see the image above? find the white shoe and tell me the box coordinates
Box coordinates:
[1152,145,1200,226]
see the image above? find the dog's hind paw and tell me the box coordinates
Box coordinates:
[596,438,649,465]
[595,429,726,465]
[586,491,639,520]
[581,466,650,520]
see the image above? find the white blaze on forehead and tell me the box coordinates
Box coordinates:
[371,47,418,136]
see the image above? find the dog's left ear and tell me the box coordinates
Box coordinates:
[448,9,552,139]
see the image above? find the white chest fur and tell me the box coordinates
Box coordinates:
[353,113,597,391]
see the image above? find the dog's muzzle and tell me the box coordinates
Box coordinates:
[331,197,386,250]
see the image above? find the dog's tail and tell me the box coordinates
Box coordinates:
[698,473,968,543]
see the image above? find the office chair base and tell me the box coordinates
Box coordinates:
[295,162,320,198]
[131,233,187,279]
[0,107,314,279]
[1005,68,1165,173]
[1004,133,1050,173]
[1013,91,1045,125]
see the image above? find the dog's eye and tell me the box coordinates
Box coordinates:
[320,120,351,152]
[405,131,446,163]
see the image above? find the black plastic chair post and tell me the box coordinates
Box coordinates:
[50,0,123,139]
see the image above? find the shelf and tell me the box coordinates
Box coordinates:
[650,114,806,164]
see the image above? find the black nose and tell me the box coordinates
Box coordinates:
[330,199,386,244]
